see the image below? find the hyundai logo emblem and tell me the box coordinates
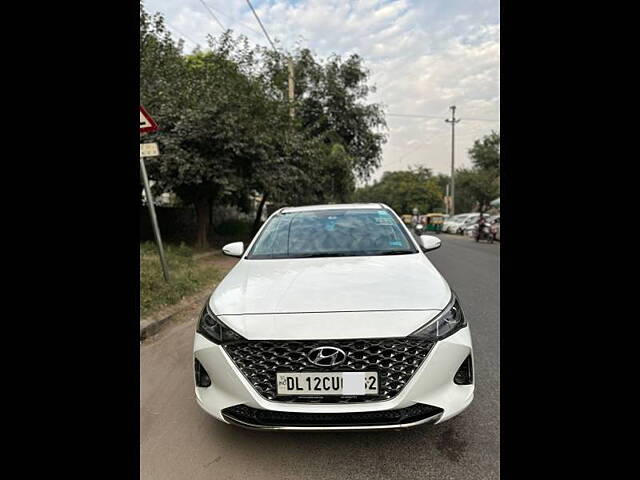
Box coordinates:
[307,346,347,367]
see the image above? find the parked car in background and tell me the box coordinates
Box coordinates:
[456,213,482,234]
[464,215,500,241]
[463,215,497,237]
[443,214,472,233]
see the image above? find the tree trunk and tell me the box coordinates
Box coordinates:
[252,192,269,236]
[195,197,210,249]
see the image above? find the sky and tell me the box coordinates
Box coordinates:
[143,0,500,184]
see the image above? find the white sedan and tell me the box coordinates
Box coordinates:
[193,203,474,430]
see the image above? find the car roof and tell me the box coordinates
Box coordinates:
[280,203,385,214]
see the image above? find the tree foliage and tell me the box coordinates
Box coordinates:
[139,2,386,246]
[454,131,500,213]
[454,168,499,213]
[469,131,500,173]
[353,167,444,214]
[292,49,387,182]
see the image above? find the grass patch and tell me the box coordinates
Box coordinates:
[140,242,222,318]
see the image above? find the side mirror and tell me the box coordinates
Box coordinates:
[222,241,244,258]
[420,235,441,252]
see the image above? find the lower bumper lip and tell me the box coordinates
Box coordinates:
[221,412,443,431]
[220,406,444,432]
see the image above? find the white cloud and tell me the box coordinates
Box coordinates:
[144,0,499,181]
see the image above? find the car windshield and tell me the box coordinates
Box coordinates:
[247,208,419,259]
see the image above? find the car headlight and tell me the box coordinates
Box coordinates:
[409,294,467,341]
[197,302,245,344]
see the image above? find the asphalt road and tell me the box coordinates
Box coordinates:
[140,233,500,480]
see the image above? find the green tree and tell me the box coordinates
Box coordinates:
[140,6,186,116]
[454,131,500,213]
[469,131,500,173]
[455,168,499,213]
[353,167,443,214]
[434,173,451,196]
[140,3,387,246]
[243,45,382,228]
[143,31,279,247]
[262,47,387,182]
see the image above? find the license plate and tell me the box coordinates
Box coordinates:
[276,372,379,396]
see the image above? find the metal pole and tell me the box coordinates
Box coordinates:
[445,106,460,215]
[140,156,170,282]
[445,184,450,216]
[288,57,295,118]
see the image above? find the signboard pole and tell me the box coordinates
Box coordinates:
[140,156,170,282]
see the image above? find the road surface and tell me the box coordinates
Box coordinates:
[140,234,500,480]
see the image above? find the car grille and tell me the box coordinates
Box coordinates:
[223,337,435,403]
[222,403,443,428]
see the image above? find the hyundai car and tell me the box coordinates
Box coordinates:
[193,203,474,430]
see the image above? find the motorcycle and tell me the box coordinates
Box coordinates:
[475,223,494,243]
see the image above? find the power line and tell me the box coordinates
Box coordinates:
[245,0,278,52]
[198,0,226,31]
[202,3,262,36]
[388,113,445,120]
[165,21,200,48]
[387,112,499,122]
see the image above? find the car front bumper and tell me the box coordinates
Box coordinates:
[193,327,474,431]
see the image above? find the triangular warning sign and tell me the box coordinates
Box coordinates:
[140,105,158,133]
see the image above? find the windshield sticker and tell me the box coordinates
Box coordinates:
[389,241,402,247]
[375,217,394,225]
[377,210,391,216]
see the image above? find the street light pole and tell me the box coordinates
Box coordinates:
[445,105,460,215]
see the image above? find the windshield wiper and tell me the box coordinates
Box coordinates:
[375,250,414,255]
[292,250,414,258]
[292,252,354,258]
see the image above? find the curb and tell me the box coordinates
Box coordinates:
[140,292,210,341]
[139,250,227,341]
[140,313,178,341]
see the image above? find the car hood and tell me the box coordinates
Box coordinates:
[210,253,451,315]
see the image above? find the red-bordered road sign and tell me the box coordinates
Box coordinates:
[140,106,158,133]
